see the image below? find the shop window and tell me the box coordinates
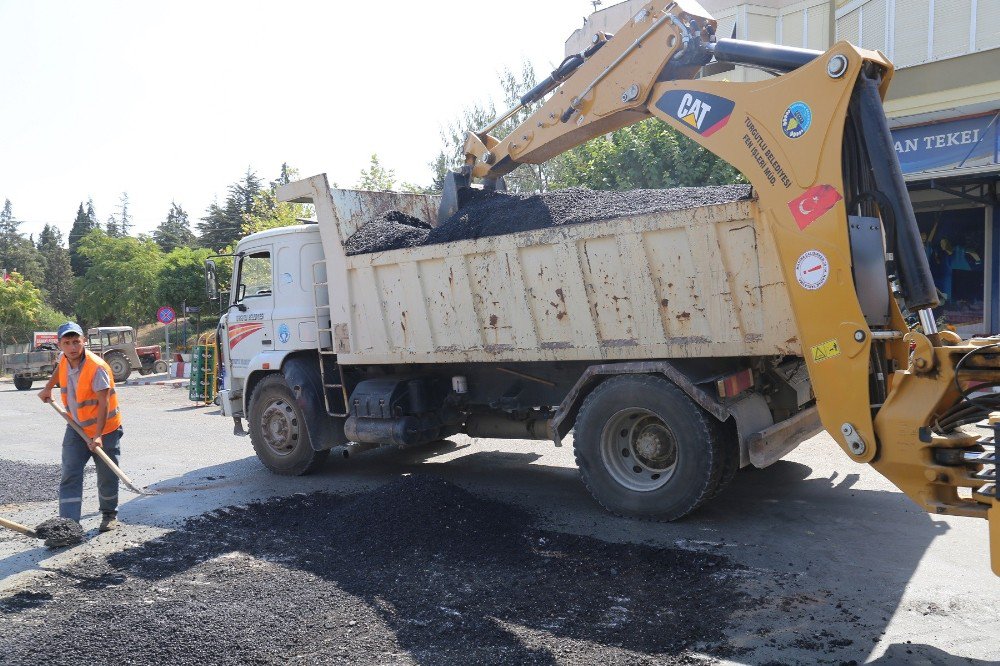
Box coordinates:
[917,208,987,333]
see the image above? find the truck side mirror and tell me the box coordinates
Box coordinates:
[205,260,219,300]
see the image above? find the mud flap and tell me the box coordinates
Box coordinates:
[282,356,348,451]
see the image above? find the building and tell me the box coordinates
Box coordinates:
[567,1,1000,334]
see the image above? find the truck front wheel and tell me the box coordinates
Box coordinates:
[573,374,723,521]
[248,374,329,476]
[13,375,33,391]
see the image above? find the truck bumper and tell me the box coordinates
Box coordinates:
[747,405,823,469]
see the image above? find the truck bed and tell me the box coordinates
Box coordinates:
[305,181,799,366]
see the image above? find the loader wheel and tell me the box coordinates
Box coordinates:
[13,375,33,391]
[573,374,723,521]
[248,374,329,476]
[104,351,131,382]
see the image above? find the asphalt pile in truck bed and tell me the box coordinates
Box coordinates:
[425,185,753,245]
[1,475,753,665]
[344,185,753,255]
[344,210,432,256]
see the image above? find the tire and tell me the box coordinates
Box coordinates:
[248,374,329,476]
[708,417,741,499]
[13,375,33,391]
[573,374,723,521]
[139,368,152,376]
[104,351,131,382]
[153,360,168,374]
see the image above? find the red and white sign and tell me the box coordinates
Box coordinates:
[787,184,842,230]
[33,331,57,347]
[795,250,830,290]
[157,306,176,325]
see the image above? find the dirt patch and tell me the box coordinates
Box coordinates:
[0,475,751,665]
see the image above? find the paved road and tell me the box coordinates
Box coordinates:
[1,379,998,664]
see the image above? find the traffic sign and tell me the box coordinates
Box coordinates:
[157,306,176,325]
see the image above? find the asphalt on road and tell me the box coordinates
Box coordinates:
[0,380,998,664]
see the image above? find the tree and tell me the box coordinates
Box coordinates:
[550,118,745,190]
[356,154,397,191]
[197,168,263,251]
[153,201,196,252]
[117,192,132,236]
[69,201,100,276]
[242,164,313,235]
[74,230,163,327]
[105,213,120,237]
[0,199,44,286]
[0,271,43,347]
[156,246,214,313]
[36,224,75,314]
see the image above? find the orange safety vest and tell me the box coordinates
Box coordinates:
[58,350,122,438]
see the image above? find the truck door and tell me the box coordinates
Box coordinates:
[226,247,275,384]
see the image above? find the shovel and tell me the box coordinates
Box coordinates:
[0,515,85,548]
[48,400,159,496]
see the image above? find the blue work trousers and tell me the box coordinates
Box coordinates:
[59,425,123,522]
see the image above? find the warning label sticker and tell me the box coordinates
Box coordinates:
[811,339,841,362]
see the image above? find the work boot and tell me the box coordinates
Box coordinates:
[99,513,121,533]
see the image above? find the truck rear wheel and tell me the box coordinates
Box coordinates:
[13,375,33,391]
[104,351,131,382]
[573,374,723,521]
[248,374,329,476]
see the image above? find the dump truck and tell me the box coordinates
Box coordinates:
[208,1,998,573]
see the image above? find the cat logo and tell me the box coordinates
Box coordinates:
[655,90,735,137]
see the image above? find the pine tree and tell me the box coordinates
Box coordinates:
[118,192,132,236]
[153,201,195,252]
[0,199,45,286]
[196,169,263,251]
[105,213,119,237]
[36,224,75,314]
[69,201,100,276]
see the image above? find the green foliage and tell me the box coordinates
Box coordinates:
[357,154,396,191]
[35,302,71,333]
[74,230,163,328]
[242,164,313,235]
[154,202,196,252]
[197,169,263,251]
[36,224,75,314]
[156,246,214,312]
[0,199,45,286]
[69,201,100,276]
[0,272,43,345]
[550,118,746,190]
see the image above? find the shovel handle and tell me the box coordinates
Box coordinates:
[48,400,158,496]
[0,516,38,538]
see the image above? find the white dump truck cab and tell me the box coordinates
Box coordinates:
[210,224,325,424]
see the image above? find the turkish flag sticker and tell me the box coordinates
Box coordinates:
[787,184,843,230]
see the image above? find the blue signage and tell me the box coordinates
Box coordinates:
[891,112,999,176]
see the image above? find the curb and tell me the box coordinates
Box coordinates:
[122,377,189,389]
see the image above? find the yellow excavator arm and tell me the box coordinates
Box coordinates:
[445,0,999,574]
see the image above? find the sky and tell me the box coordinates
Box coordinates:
[0,0,598,240]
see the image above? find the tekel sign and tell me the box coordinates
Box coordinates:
[892,111,999,176]
[157,306,176,325]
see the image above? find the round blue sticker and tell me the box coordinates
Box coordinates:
[782,101,812,139]
[277,323,291,344]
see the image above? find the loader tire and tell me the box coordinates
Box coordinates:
[13,375,33,391]
[573,374,723,521]
[104,351,131,383]
[248,374,329,476]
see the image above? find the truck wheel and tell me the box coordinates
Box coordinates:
[573,374,723,521]
[248,374,329,476]
[13,376,33,391]
[708,418,740,499]
[104,351,131,382]
[153,360,169,374]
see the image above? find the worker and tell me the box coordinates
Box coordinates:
[37,322,124,533]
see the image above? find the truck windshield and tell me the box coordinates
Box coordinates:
[238,252,272,300]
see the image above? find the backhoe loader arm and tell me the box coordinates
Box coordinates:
[447,0,1000,574]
